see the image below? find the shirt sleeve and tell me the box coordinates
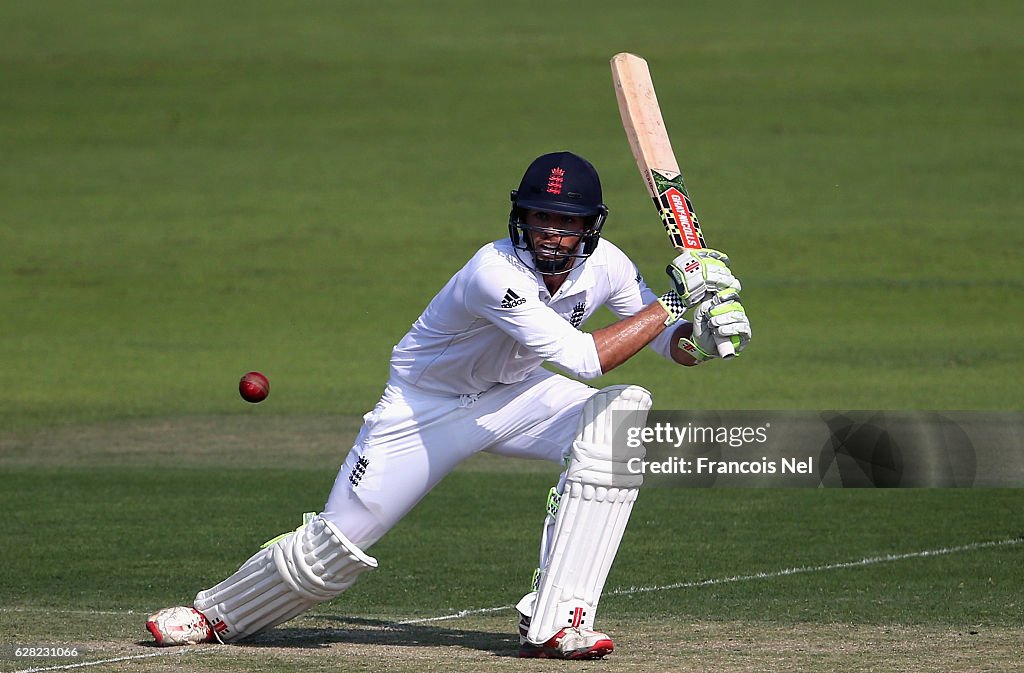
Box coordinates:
[462,265,604,380]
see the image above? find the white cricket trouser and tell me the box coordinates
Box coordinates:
[321,368,596,549]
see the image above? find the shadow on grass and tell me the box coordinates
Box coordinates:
[235,614,519,657]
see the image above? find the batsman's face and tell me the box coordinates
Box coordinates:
[524,210,586,264]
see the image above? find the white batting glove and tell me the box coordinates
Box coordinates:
[658,248,742,325]
[677,292,751,363]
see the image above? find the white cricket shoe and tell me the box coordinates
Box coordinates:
[518,625,615,659]
[146,606,214,646]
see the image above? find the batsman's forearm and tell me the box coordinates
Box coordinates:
[592,302,671,374]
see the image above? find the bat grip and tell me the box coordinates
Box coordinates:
[714,334,736,359]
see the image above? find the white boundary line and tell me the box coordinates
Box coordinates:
[610,535,1024,596]
[7,536,1021,671]
[398,536,1024,625]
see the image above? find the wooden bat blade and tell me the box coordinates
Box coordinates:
[611,52,680,177]
[611,52,707,252]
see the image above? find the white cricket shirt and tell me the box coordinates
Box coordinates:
[389,237,675,395]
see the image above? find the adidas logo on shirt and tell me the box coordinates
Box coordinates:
[500,288,526,308]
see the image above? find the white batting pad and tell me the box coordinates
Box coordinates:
[526,385,651,644]
[194,516,377,642]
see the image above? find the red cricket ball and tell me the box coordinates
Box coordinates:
[239,371,270,403]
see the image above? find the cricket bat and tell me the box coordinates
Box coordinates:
[610,52,735,358]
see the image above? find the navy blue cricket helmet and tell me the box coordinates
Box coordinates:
[508,151,609,275]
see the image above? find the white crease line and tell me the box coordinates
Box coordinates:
[7,536,1021,669]
[398,536,1024,625]
[396,605,510,625]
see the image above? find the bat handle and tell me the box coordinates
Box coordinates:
[714,334,736,359]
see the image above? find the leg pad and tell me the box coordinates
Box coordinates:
[194,516,377,642]
[525,385,651,644]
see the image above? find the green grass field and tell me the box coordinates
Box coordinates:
[2,1,1022,671]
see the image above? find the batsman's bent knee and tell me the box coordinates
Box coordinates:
[566,384,651,487]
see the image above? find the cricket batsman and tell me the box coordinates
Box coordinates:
[146,151,751,659]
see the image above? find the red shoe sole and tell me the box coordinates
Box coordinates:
[519,638,614,659]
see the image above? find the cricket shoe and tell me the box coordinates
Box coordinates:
[518,626,615,659]
[146,606,215,646]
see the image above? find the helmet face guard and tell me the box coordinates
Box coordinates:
[507,152,608,276]
[509,199,607,275]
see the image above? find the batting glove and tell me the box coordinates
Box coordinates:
[658,248,742,326]
[678,292,751,363]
